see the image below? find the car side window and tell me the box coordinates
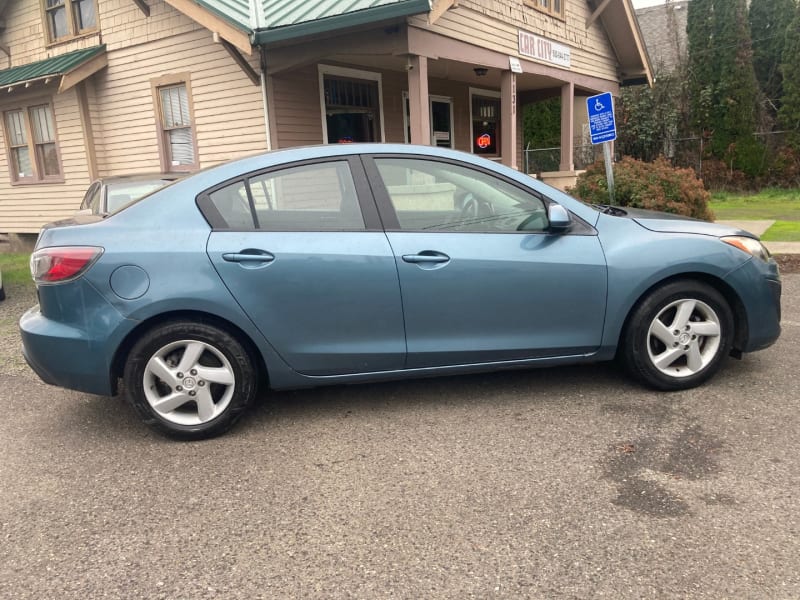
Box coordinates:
[207,161,365,231]
[373,158,548,233]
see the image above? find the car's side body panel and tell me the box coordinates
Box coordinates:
[207,231,406,375]
[385,231,608,366]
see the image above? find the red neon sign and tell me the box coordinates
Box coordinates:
[476,133,492,149]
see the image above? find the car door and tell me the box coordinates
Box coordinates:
[204,157,406,376]
[363,155,608,369]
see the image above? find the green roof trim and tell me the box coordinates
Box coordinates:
[254,0,431,44]
[191,0,431,45]
[0,45,107,87]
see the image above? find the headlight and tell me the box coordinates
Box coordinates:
[721,236,771,262]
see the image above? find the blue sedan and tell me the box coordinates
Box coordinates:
[20,145,781,439]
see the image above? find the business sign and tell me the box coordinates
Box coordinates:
[476,133,492,149]
[586,92,617,144]
[518,31,571,68]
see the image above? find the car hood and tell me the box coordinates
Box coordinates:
[623,207,755,238]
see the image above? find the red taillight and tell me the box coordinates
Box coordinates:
[31,246,103,283]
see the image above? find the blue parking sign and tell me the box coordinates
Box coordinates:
[587,92,616,145]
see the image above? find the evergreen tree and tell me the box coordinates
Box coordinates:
[687,0,714,134]
[779,2,800,149]
[687,0,763,173]
[749,0,795,116]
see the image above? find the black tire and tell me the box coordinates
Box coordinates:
[621,280,734,391]
[123,320,257,439]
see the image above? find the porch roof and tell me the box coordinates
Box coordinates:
[191,0,432,43]
[0,45,108,92]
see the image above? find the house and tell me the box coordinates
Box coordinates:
[0,0,651,248]
[635,0,688,74]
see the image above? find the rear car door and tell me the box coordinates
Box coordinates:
[203,157,406,376]
[363,155,608,368]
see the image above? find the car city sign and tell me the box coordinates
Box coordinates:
[518,30,571,68]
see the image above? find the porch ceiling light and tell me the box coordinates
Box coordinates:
[474,67,488,77]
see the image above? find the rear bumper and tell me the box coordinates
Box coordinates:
[20,304,129,396]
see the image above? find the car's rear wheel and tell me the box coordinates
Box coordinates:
[123,321,256,439]
[622,281,734,390]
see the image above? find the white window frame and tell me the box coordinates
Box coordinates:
[429,95,454,148]
[318,64,386,144]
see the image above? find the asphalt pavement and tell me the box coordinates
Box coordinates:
[1,277,798,599]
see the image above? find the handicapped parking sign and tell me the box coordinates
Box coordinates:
[586,92,616,145]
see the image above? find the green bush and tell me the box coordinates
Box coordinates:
[570,156,714,221]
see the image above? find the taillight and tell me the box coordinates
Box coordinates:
[30,246,104,284]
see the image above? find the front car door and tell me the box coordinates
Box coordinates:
[363,155,608,368]
[203,157,405,376]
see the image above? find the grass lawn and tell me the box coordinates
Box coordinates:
[0,253,32,286]
[710,188,800,241]
[710,188,800,220]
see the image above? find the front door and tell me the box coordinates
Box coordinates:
[365,155,608,368]
[430,97,454,148]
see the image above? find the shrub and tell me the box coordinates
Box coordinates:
[570,156,714,221]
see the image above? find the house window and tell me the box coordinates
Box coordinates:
[153,77,198,172]
[3,102,62,183]
[43,0,97,43]
[471,93,501,157]
[524,0,564,19]
[319,65,384,144]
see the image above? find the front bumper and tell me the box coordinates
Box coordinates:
[726,258,781,353]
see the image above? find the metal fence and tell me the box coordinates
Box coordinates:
[525,131,793,181]
[523,143,603,175]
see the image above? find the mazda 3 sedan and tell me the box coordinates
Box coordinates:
[20,144,781,439]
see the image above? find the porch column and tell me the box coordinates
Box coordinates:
[407,55,430,145]
[501,70,517,168]
[560,82,575,172]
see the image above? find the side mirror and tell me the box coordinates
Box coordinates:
[547,204,572,233]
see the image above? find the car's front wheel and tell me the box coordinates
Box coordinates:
[622,281,734,390]
[123,321,257,439]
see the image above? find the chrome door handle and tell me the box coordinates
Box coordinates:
[222,251,275,263]
[402,253,450,264]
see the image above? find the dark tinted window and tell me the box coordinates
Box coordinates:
[208,161,365,231]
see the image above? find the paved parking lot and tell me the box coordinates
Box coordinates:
[1,276,798,599]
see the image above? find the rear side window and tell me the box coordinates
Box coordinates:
[206,161,365,231]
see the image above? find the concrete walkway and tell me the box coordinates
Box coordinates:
[716,220,800,254]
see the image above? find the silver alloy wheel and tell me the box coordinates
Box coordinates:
[646,298,722,378]
[142,339,236,426]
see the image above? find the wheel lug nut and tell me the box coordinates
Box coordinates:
[176,385,183,391]
[189,391,196,397]
[198,381,206,387]
[673,330,679,335]
[177,372,183,378]
[190,369,197,376]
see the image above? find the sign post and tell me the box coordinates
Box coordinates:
[586,92,617,204]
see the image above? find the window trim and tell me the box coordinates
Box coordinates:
[318,64,386,144]
[151,73,199,173]
[40,0,99,46]
[2,98,65,185]
[523,0,565,20]
[469,87,502,159]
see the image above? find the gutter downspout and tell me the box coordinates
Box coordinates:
[250,0,272,150]
[260,47,272,151]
